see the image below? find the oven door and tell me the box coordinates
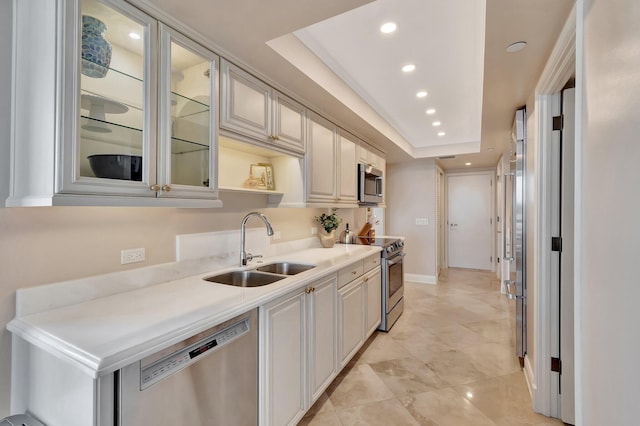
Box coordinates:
[386,251,405,310]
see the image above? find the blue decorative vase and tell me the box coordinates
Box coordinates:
[81,15,112,78]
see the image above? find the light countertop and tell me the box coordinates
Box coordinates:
[8,244,381,378]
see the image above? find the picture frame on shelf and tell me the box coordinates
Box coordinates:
[249,163,275,190]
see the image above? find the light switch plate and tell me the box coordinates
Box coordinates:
[415,218,429,226]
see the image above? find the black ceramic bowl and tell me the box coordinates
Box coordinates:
[88,154,143,181]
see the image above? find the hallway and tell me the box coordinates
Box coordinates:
[300,269,563,425]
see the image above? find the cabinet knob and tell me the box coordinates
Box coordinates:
[311,287,315,292]
[352,270,357,275]
[150,184,160,192]
[162,185,172,192]
[364,277,369,283]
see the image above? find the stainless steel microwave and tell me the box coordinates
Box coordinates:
[358,163,383,205]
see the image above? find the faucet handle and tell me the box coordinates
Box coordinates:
[246,253,263,263]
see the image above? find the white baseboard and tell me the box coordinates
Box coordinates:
[524,354,536,399]
[405,274,437,284]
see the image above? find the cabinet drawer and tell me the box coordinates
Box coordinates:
[363,254,380,272]
[338,261,364,288]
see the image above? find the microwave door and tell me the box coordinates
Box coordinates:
[375,176,383,196]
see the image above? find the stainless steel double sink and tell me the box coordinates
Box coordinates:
[203,262,316,287]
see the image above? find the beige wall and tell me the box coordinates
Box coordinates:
[579,0,640,423]
[386,160,437,279]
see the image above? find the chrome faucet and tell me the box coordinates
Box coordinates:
[240,212,274,266]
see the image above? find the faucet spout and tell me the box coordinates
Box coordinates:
[240,212,274,266]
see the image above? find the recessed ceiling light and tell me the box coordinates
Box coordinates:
[129,32,141,40]
[426,108,436,115]
[416,91,428,98]
[506,41,527,53]
[438,131,446,136]
[380,22,397,34]
[402,64,416,73]
[465,162,472,166]
[432,121,441,127]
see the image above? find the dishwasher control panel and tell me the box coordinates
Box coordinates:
[140,318,249,390]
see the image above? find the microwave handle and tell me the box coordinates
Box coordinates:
[375,176,383,196]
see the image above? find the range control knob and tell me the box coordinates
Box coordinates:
[398,240,404,247]
[386,246,393,253]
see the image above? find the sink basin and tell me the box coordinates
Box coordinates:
[203,271,285,287]
[256,262,316,275]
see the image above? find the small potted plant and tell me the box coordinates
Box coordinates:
[315,209,342,248]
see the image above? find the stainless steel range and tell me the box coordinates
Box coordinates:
[347,236,405,331]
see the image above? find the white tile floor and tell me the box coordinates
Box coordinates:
[299,269,565,425]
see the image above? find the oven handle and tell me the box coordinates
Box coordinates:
[387,252,405,265]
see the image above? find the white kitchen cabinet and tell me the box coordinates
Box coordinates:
[8,0,222,207]
[260,275,337,426]
[261,287,307,426]
[273,91,306,154]
[337,130,359,204]
[220,59,306,155]
[308,276,338,402]
[158,24,220,200]
[338,254,381,367]
[306,112,337,202]
[364,266,382,336]
[357,143,385,169]
[338,278,365,367]
[306,114,360,206]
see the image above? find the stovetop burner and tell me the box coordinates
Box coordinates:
[342,236,404,257]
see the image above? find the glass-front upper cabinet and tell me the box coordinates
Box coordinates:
[9,0,222,206]
[157,24,219,199]
[68,0,157,197]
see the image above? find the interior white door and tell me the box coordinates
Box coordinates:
[447,173,493,270]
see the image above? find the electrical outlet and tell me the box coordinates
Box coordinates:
[415,218,429,226]
[121,248,145,265]
[311,227,317,235]
[272,231,282,240]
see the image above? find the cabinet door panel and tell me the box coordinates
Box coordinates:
[307,113,336,201]
[64,0,157,196]
[274,93,306,154]
[339,280,364,367]
[309,277,337,402]
[365,267,382,337]
[220,60,270,140]
[338,132,358,202]
[157,25,219,199]
[263,291,306,426]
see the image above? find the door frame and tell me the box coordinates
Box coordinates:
[444,169,496,272]
[530,4,577,419]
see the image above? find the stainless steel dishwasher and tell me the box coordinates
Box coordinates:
[118,309,258,425]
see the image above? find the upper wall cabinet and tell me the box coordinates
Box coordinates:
[220,59,306,155]
[306,113,337,203]
[8,0,221,207]
[158,24,220,200]
[337,130,358,204]
[305,114,359,207]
